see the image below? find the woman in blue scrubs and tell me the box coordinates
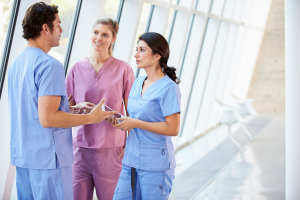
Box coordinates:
[111,32,181,200]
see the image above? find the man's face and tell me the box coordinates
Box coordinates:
[49,13,63,47]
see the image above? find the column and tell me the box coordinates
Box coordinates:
[285,0,300,199]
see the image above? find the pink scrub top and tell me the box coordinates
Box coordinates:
[65,57,135,149]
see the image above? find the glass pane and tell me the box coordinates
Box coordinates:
[222,0,236,19]
[249,0,261,26]
[179,18,218,143]
[177,14,206,139]
[206,23,238,127]
[196,21,229,133]
[172,0,179,4]
[164,9,175,40]
[179,0,193,8]
[257,0,271,28]
[103,0,121,20]
[233,28,260,98]
[232,0,246,21]
[0,0,13,63]
[196,0,211,12]
[214,23,238,103]
[48,0,77,63]
[167,11,189,71]
[222,26,247,104]
[178,17,218,144]
[241,0,254,24]
[129,2,152,77]
[210,0,225,16]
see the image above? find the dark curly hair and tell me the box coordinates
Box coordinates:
[22,2,58,40]
[138,32,180,84]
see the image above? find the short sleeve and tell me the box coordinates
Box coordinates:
[123,66,135,99]
[65,67,75,103]
[158,83,181,117]
[36,59,67,97]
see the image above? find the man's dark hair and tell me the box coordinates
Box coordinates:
[22,2,58,40]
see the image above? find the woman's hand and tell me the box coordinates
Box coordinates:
[68,94,95,114]
[106,115,118,125]
[119,145,125,157]
[70,106,84,114]
[113,117,137,131]
[76,102,96,113]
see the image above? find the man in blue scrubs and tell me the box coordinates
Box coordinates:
[7,2,116,199]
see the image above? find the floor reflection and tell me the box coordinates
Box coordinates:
[194,115,285,200]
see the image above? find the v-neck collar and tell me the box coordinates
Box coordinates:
[139,75,166,99]
[85,56,114,79]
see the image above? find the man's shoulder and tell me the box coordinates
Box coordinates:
[46,54,63,68]
[24,47,49,60]
[11,48,54,68]
[23,47,62,67]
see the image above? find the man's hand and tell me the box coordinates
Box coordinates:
[89,98,117,124]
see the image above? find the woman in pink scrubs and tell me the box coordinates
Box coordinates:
[65,18,135,200]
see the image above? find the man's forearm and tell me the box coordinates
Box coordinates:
[42,111,92,128]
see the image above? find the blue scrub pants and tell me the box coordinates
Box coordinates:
[113,165,175,200]
[16,162,73,200]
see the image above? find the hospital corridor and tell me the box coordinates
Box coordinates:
[0,0,290,199]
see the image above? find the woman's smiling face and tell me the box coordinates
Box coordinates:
[91,24,115,53]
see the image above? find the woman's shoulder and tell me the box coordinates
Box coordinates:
[130,76,145,89]
[135,75,146,83]
[111,57,132,71]
[162,75,179,88]
[69,58,89,71]
[158,75,180,95]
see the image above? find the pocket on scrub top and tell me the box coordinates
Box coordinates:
[136,100,155,121]
[53,128,73,168]
[139,143,170,170]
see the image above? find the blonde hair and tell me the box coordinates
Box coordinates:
[92,18,119,56]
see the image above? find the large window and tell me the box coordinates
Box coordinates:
[48,0,77,63]
[210,0,226,16]
[103,0,121,20]
[196,21,230,134]
[164,8,175,41]
[196,0,212,13]
[0,0,13,63]
[179,17,219,145]
[129,2,152,77]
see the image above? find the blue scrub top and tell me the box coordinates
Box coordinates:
[122,75,181,170]
[8,47,73,169]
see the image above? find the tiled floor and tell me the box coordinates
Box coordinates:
[193,115,285,200]
[170,114,275,199]
[174,115,256,178]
